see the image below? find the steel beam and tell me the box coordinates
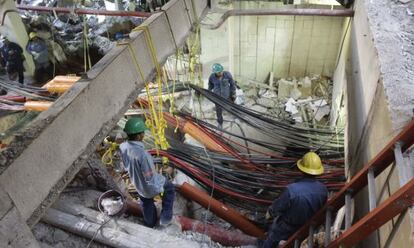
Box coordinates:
[281,119,414,248]
[327,178,414,248]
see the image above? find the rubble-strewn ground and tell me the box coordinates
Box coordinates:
[32,162,251,247]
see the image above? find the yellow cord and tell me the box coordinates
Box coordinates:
[101,137,119,166]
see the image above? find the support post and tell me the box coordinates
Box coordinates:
[345,191,352,230]
[367,168,377,211]
[324,207,332,247]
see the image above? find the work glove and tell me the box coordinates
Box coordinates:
[265,210,272,220]
[230,95,236,102]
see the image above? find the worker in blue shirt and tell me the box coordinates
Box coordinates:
[261,152,328,248]
[208,63,236,128]
[119,118,175,227]
[26,32,51,83]
[0,37,25,84]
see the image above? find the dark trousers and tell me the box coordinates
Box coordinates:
[215,104,223,125]
[17,67,24,84]
[261,219,296,248]
[139,181,175,227]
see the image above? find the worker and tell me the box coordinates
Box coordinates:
[0,37,25,84]
[208,63,236,128]
[261,152,328,248]
[119,117,175,227]
[26,32,51,83]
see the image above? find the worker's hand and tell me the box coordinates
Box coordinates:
[164,166,174,175]
[230,95,236,102]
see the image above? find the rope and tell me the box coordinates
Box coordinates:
[101,137,119,166]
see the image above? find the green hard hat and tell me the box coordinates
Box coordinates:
[124,117,148,135]
[212,63,224,73]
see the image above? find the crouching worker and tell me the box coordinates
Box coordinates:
[120,117,175,227]
[260,152,328,248]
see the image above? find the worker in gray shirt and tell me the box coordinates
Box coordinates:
[119,117,175,227]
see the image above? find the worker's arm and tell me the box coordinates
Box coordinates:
[208,75,214,91]
[139,154,157,183]
[227,72,236,100]
[267,189,290,218]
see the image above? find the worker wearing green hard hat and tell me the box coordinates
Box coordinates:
[208,63,236,129]
[123,117,149,135]
[212,63,224,74]
[260,152,327,248]
[120,117,175,228]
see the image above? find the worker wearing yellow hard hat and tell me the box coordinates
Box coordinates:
[260,152,327,248]
[296,151,324,175]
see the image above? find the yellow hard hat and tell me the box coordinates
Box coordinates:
[297,152,324,175]
[29,32,37,40]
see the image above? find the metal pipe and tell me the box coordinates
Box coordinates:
[203,8,355,30]
[182,121,228,153]
[177,216,257,246]
[178,182,266,238]
[24,100,53,111]
[16,4,152,18]
[124,199,257,246]
[44,82,75,93]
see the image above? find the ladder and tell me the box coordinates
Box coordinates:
[281,119,414,248]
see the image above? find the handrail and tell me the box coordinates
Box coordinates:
[281,118,414,247]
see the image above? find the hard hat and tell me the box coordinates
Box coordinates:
[212,63,224,73]
[29,32,37,40]
[297,152,324,175]
[123,117,148,135]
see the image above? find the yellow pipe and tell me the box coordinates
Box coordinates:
[45,82,75,93]
[24,101,53,111]
[52,75,80,84]
[182,121,227,153]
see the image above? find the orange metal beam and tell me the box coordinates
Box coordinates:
[327,178,414,248]
[281,118,414,247]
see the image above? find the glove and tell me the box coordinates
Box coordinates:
[230,95,236,102]
[265,210,272,220]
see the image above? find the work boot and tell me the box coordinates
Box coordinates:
[159,211,173,226]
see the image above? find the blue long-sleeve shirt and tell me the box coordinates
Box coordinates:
[208,71,236,100]
[269,178,328,227]
[119,141,165,198]
[26,39,49,68]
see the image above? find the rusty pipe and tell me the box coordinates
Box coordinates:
[124,199,257,246]
[177,216,257,246]
[16,5,152,18]
[24,101,53,111]
[178,182,265,238]
[203,8,354,30]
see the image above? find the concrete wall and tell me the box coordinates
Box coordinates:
[201,1,345,84]
[332,0,414,247]
[0,0,208,245]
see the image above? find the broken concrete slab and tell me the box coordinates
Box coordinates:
[0,0,208,228]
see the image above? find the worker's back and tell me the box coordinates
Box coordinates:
[281,178,327,228]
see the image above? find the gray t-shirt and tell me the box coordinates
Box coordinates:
[119,141,165,198]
